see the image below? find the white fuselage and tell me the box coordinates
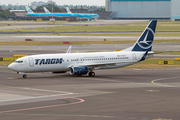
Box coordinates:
[8,51,152,73]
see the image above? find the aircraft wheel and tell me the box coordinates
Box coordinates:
[89,72,95,77]
[23,74,27,78]
[91,72,95,77]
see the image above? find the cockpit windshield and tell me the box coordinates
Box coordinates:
[14,60,23,63]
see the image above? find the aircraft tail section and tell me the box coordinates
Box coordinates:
[25,6,34,14]
[122,20,157,52]
[43,7,51,14]
[66,7,72,14]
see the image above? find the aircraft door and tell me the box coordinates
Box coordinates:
[80,58,83,63]
[28,57,34,67]
[76,58,83,64]
[76,58,79,64]
[133,53,136,62]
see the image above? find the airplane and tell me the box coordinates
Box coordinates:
[43,7,100,19]
[26,6,99,19]
[8,20,157,78]
[25,6,47,17]
[65,7,99,20]
[44,7,72,14]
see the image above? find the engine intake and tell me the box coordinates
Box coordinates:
[70,67,88,75]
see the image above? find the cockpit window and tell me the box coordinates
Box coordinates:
[15,61,23,63]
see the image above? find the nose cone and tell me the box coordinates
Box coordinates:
[8,63,17,71]
[8,64,13,69]
[8,64,12,69]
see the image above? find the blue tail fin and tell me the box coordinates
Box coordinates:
[132,20,157,51]
[123,20,157,52]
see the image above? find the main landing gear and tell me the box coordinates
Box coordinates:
[89,72,95,77]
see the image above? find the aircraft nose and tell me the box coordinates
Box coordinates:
[8,64,13,69]
[8,63,16,71]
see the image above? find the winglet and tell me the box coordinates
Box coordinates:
[66,46,72,54]
[25,6,34,14]
[43,7,51,14]
[139,51,148,62]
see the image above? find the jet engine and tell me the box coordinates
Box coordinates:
[70,67,88,75]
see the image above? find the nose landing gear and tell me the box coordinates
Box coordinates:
[23,74,27,78]
[17,72,27,78]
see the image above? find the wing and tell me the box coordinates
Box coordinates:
[66,46,72,54]
[77,61,134,70]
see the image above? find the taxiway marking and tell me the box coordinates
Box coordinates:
[0,87,74,102]
[0,93,73,103]
[151,77,180,88]
[0,97,85,114]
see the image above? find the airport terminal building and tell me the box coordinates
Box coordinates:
[171,0,180,20]
[106,0,180,20]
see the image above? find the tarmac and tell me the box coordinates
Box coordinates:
[0,20,146,30]
[0,44,179,120]
[0,20,180,120]
[1,35,180,42]
[0,67,180,120]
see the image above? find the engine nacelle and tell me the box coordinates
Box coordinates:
[70,67,88,75]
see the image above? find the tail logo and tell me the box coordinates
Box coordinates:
[27,10,32,13]
[137,28,154,50]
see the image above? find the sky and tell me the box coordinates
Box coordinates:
[1,0,105,6]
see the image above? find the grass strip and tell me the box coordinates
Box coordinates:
[126,58,180,68]
[0,24,180,33]
[14,32,180,37]
[48,33,180,37]
[0,21,68,25]
[155,51,180,55]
